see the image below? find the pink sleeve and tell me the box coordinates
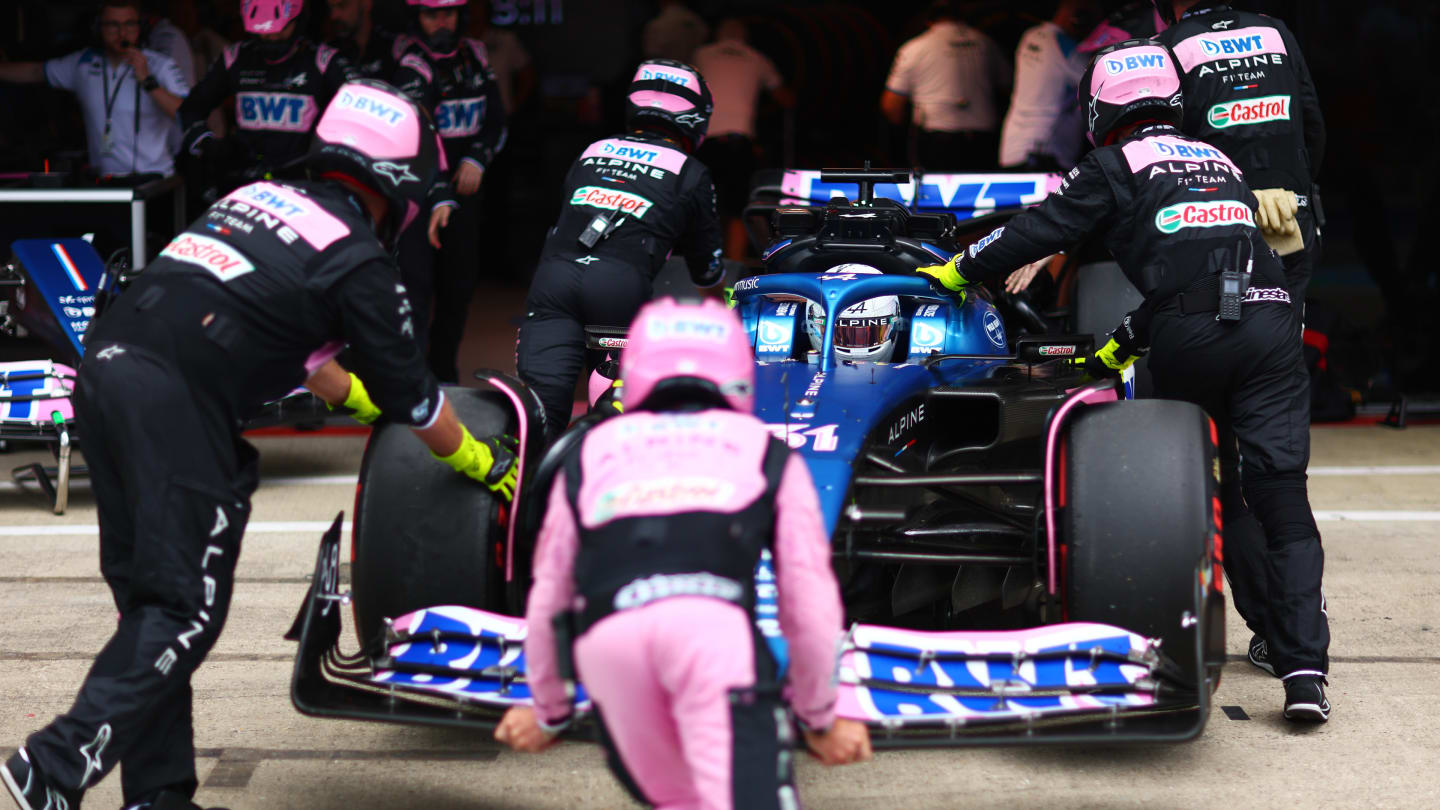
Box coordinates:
[772,454,844,730]
[522,470,582,728]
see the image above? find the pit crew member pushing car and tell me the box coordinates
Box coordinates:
[1155,0,1325,319]
[914,40,1330,722]
[496,298,871,808]
[179,0,355,192]
[391,0,509,382]
[1,80,516,810]
[516,59,724,442]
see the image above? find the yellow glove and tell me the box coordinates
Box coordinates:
[1252,187,1303,256]
[1071,338,1141,379]
[432,425,519,501]
[326,372,382,425]
[915,253,976,295]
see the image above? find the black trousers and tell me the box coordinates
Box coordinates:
[397,194,485,383]
[26,343,257,803]
[515,256,651,442]
[1149,302,1329,678]
[1281,208,1319,322]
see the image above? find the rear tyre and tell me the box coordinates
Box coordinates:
[1063,399,1218,687]
[351,386,511,648]
[1073,261,1152,396]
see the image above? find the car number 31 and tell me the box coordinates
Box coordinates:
[764,423,839,452]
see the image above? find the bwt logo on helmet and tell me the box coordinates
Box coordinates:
[160,233,255,282]
[1208,95,1290,128]
[237,92,315,132]
[570,186,654,218]
[645,317,730,342]
[1155,201,1255,233]
[435,98,485,137]
[336,90,406,126]
[1104,52,1166,74]
[639,66,694,88]
[1199,33,1265,57]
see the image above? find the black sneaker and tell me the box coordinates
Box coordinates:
[1248,635,1277,677]
[2,747,80,810]
[1283,675,1331,722]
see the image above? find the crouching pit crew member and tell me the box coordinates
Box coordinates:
[1,80,515,810]
[516,59,724,442]
[496,299,872,809]
[914,40,1330,722]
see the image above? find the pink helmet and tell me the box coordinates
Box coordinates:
[626,59,713,149]
[621,298,755,414]
[308,79,441,245]
[243,0,304,35]
[1080,39,1183,146]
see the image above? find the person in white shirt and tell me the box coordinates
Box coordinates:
[998,0,1101,170]
[643,0,709,64]
[693,18,794,259]
[0,0,189,178]
[881,0,1011,171]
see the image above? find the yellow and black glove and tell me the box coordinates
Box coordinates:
[433,426,520,501]
[1253,187,1303,256]
[915,253,977,300]
[326,372,382,425]
[1074,337,1143,379]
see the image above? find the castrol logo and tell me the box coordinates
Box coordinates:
[569,186,655,218]
[1207,95,1289,128]
[1154,201,1255,234]
[160,233,255,282]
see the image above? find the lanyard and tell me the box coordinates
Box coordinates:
[100,57,134,136]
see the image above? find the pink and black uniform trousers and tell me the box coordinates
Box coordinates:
[957,121,1328,681]
[179,38,355,184]
[23,179,441,806]
[516,132,723,440]
[524,409,844,810]
[391,36,507,382]
[1158,2,1326,317]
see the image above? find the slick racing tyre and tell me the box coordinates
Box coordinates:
[350,385,511,648]
[1062,399,1220,689]
[1074,261,1152,396]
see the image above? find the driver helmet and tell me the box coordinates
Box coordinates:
[243,0,304,35]
[621,298,754,413]
[308,79,441,246]
[1079,39,1183,146]
[804,265,900,363]
[407,0,468,55]
[625,59,713,151]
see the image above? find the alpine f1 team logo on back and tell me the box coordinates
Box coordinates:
[1155,201,1255,233]
[1208,95,1290,128]
[570,186,655,218]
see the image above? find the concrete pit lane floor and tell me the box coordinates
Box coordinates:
[1,284,1437,807]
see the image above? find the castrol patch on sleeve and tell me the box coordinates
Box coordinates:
[159,233,255,282]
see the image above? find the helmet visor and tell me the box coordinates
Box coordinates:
[833,315,895,350]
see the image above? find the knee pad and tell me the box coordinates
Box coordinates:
[1241,470,1318,548]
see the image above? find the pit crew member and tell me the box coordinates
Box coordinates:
[326,0,410,80]
[914,41,1330,722]
[1155,0,1325,319]
[391,0,509,382]
[495,298,872,809]
[1,80,516,810]
[516,59,724,441]
[179,0,355,191]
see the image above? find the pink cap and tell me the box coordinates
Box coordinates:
[315,83,422,159]
[621,298,755,414]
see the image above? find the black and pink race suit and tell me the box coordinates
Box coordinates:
[21,180,439,806]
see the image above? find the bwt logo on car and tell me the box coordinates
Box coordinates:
[602,143,659,163]
[1199,33,1264,57]
[1104,52,1165,74]
[436,98,485,137]
[1208,95,1290,128]
[237,92,315,131]
[1154,201,1255,233]
[571,186,654,218]
[336,90,404,125]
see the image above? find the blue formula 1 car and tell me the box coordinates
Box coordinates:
[289,169,1226,747]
